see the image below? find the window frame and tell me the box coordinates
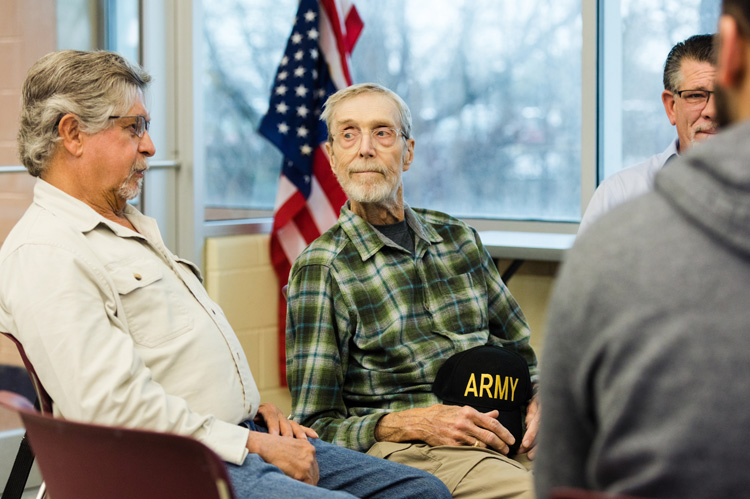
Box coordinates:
[189,0,595,251]
[0,0,657,265]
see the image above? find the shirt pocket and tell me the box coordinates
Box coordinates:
[430,272,486,334]
[109,259,193,347]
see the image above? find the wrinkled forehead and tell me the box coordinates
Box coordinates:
[678,59,716,89]
[332,93,401,129]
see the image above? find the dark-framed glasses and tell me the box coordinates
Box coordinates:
[109,115,150,137]
[675,89,714,107]
[332,127,405,149]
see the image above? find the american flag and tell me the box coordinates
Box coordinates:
[259,0,362,383]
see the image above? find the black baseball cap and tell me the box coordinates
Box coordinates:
[432,345,532,455]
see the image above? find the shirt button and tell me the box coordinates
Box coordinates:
[134,273,142,281]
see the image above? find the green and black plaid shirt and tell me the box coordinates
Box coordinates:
[286,203,537,452]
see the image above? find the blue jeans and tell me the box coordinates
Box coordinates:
[226,421,450,498]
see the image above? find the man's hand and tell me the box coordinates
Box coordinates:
[246,430,319,485]
[517,395,539,459]
[374,404,515,455]
[254,402,319,439]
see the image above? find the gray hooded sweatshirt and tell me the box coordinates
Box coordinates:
[535,120,750,498]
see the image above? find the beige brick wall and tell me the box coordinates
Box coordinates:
[203,234,292,414]
[0,0,56,367]
[499,260,558,361]
[0,0,56,166]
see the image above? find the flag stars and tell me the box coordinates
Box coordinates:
[275,85,288,96]
[294,66,306,78]
[297,126,309,138]
[307,28,319,40]
[294,50,304,61]
[301,144,313,156]
[291,33,303,44]
[280,56,289,66]
[277,71,288,81]
[304,10,316,22]
[310,48,319,60]
[276,101,289,114]
[295,85,309,97]
[278,122,290,134]
[297,105,310,118]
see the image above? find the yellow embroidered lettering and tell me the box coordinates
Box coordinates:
[508,377,518,402]
[480,374,493,397]
[464,373,478,397]
[494,375,508,400]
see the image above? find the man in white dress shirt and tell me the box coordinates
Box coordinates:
[0,49,449,499]
[579,34,717,234]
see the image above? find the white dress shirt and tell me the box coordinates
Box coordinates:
[0,179,260,464]
[579,139,679,235]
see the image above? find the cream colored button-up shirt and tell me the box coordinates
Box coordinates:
[0,179,260,464]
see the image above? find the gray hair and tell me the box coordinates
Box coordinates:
[663,34,715,92]
[321,83,412,141]
[18,50,151,177]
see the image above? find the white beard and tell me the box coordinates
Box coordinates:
[117,159,148,201]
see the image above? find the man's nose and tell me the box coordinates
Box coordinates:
[703,93,717,121]
[358,132,376,157]
[140,130,156,157]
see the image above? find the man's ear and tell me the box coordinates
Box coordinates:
[402,138,415,172]
[58,114,84,157]
[717,15,746,90]
[324,141,334,168]
[661,90,678,126]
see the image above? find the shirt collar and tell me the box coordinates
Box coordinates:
[661,137,680,166]
[33,178,151,238]
[338,201,443,261]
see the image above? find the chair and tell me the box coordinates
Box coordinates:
[2,331,52,499]
[0,390,237,499]
[549,486,644,499]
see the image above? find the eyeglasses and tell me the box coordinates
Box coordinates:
[109,115,150,137]
[331,127,405,149]
[675,89,714,107]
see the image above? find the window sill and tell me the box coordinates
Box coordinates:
[479,231,576,262]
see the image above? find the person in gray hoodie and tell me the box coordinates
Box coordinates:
[535,2,750,497]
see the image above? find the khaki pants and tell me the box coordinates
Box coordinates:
[367,442,534,499]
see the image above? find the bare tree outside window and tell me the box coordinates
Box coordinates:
[202,0,581,221]
[201,0,720,223]
[617,0,720,176]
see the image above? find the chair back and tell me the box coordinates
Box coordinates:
[0,332,52,414]
[2,331,50,499]
[0,390,236,499]
[549,486,644,499]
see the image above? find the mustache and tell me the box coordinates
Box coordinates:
[129,158,150,176]
[349,163,386,174]
[694,123,717,133]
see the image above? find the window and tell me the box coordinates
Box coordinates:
[600,0,721,181]
[57,0,140,60]
[202,1,300,220]
[203,0,582,222]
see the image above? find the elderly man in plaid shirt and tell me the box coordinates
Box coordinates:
[285,83,539,499]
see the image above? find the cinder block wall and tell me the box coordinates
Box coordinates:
[203,234,292,414]
[497,259,558,361]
